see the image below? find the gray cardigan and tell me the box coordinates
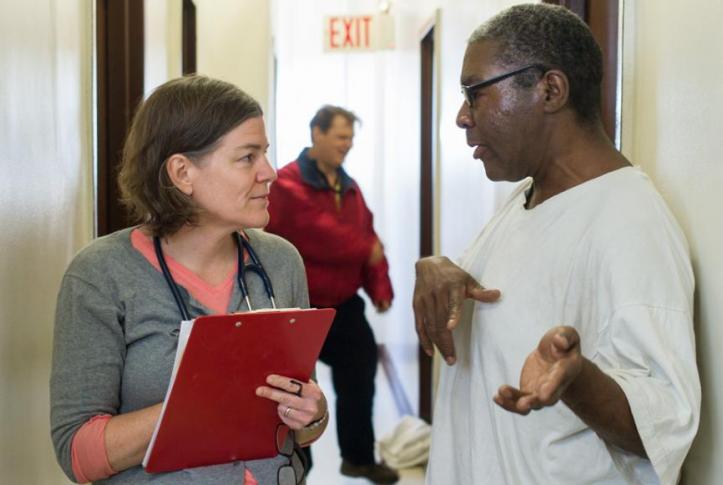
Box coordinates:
[50,227,309,484]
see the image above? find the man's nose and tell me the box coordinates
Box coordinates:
[456,102,474,129]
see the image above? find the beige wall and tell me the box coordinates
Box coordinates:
[0,1,93,483]
[0,1,271,481]
[621,1,723,483]
[144,0,183,97]
[195,0,271,111]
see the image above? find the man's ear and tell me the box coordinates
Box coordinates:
[540,69,569,114]
[166,153,194,196]
[311,126,322,145]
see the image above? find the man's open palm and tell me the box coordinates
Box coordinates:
[494,326,584,414]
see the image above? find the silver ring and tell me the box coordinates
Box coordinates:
[283,406,293,418]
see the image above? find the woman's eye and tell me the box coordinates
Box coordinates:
[238,153,254,163]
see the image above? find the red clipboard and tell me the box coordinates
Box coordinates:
[142,308,335,473]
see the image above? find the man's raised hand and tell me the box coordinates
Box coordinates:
[412,256,500,365]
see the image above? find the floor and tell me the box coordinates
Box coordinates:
[305,358,426,485]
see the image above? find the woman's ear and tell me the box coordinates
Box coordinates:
[540,69,570,114]
[166,154,194,196]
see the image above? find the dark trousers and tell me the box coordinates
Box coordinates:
[307,294,378,466]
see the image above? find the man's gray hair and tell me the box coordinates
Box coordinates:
[469,3,603,123]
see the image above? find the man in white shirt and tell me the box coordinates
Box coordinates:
[413,4,700,484]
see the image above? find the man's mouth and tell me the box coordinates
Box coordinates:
[472,144,487,160]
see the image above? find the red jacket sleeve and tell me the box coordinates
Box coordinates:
[363,256,394,304]
[359,203,394,304]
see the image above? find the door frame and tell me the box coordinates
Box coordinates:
[94,0,144,236]
[418,9,442,424]
[543,0,621,144]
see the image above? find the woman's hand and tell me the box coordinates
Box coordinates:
[256,375,327,430]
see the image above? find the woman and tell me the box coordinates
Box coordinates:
[50,75,328,484]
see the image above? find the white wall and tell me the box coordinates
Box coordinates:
[194,0,272,111]
[0,1,93,482]
[620,2,723,483]
[144,0,183,98]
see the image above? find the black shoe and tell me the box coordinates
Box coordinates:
[340,460,399,484]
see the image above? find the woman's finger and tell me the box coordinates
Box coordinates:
[277,404,306,429]
[257,385,321,417]
[266,374,313,397]
[277,403,317,429]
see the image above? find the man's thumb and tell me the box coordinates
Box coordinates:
[467,280,501,302]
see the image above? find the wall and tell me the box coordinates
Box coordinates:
[0,1,93,483]
[194,0,272,111]
[620,1,723,483]
[0,1,266,481]
[144,0,183,98]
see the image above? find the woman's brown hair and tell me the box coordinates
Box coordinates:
[118,75,263,237]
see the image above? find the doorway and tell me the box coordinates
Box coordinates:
[95,0,197,236]
[543,0,621,144]
[419,22,435,424]
[94,0,144,236]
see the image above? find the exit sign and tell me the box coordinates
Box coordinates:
[323,14,395,52]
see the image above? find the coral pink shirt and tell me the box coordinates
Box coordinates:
[70,229,258,484]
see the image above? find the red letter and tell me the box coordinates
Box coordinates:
[362,16,372,48]
[329,17,339,49]
[355,18,360,48]
[343,18,354,47]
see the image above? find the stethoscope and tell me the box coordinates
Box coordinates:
[153,231,277,320]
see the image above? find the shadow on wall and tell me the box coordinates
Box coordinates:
[683,267,714,485]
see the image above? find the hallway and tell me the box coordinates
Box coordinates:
[2,1,723,483]
[308,349,426,485]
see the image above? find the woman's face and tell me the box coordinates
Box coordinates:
[188,116,276,230]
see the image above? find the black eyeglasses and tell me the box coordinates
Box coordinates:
[276,425,306,484]
[461,64,547,107]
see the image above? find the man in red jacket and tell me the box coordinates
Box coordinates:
[266,105,398,484]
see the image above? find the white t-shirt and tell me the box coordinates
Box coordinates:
[427,167,700,485]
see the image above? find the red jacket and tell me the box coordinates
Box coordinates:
[266,149,393,308]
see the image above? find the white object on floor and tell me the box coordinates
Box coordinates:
[377,415,431,469]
